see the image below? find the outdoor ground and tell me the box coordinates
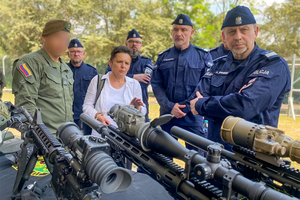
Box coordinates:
[2,92,300,169]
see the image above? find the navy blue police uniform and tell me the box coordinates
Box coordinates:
[192,6,291,150]
[106,29,153,122]
[67,39,98,130]
[151,14,213,152]
[209,44,230,60]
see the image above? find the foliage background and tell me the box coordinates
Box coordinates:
[0,0,299,90]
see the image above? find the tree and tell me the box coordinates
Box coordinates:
[257,0,300,57]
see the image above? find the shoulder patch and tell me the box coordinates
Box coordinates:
[19,64,32,77]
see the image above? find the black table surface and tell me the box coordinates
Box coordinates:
[0,153,173,200]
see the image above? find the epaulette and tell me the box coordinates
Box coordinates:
[209,46,219,52]
[195,46,209,53]
[158,48,171,56]
[213,55,227,63]
[86,63,95,68]
[141,56,151,60]
[260,51,279,60]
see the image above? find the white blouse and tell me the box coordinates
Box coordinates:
[83,72,146,136]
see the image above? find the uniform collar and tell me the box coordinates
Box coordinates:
[174,42,192,53]
[132,55,140,62]
[39,48,63,69]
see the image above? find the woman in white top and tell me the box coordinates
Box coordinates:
[83,46,146,136]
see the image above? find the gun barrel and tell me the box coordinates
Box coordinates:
[80,113,106,132]
[171,126,300,198]
[171,126,234,158]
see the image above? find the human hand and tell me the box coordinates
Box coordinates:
[130,97,145,111]
[133,74,151,84]
[190,91,203,115]
[171,103,187,118]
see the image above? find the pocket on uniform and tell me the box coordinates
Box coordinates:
[68,77,74,85]
[44,70,61,84]
[41,69,62,97]
[211,74,227,88]
[185,63,203,86]
[81,75,93,91]
[160,61,175,85]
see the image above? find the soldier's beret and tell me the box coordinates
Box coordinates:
[68,39,83,48]
[172,14,193,27]
[221,6,256,30]
[127,29,142,40]
[42,19,71,36]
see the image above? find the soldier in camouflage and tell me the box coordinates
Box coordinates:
[12,19,74,135]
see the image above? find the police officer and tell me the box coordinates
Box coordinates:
[67,39,98,133]
[190,6,291,150]
[151,14,213,151]
[0,68,6,99]
[12,19,74,135]
[210,43,230,60]
[106,29,153,122]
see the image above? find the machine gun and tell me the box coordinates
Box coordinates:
[0,101,28,154]
[80,104,299,200]
[171,116,300,198]
[11,106,132,200]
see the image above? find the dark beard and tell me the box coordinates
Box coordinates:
[71,59,82,65]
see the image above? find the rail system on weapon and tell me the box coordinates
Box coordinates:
[1,104,133,200]
[80,104,300,200]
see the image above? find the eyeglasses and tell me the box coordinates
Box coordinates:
[69,51,84,54]
[127,40,142,44]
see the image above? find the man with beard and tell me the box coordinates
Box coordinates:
[151,14,213,153]
[12,19,74,135]
[67,39,98,133]
[190,6,291,150]
[106,29,153,122]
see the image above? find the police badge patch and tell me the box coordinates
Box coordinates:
[65,22,72,31]
[235,17,242,25]
[239,77,257,93]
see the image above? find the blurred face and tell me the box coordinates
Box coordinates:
[109,53,131,78]
[126,38,143,57]
[222,24,258,59]
[42,31,70,57]
[67,47,85,65]
[172,24,194,48]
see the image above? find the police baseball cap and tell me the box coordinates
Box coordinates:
[221,6,256,30]
[42,19,71,36]
[172,14,193,27]
[68,39,83,49]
